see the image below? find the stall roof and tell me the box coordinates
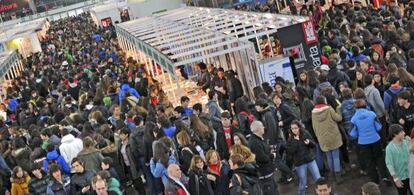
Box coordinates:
[155,7,308,42]
[116,15,254,74]
[0,50,19,80]
[0,18,47,43]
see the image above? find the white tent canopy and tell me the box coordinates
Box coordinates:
[0,50,23,82]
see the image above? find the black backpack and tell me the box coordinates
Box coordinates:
[235,173,264,195]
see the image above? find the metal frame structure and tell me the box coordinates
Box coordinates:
[0,50,24,82]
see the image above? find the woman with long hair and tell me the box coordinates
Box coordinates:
[232,132,249,146]
[176,130,200,175]
[286,120,321,195]
[143,121,164,195]
[10,166,31,195]
[190,114,214,152]
[230,144,256,164]
[205,150,230,195]
[397,67,414,89]
[371,50,386,76]
[188,155,214,195]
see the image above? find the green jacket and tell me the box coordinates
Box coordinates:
[386,139,410,180]
[107,177,122,195]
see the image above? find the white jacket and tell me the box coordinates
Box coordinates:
[59,134,83,164]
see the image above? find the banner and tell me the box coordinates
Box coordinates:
[259,57,295,87]
[277,20,321,73]
[0,0,29,13]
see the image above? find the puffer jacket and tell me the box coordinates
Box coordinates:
[59,134,83,164]
[43,149,71,174]
[312,104,343,152]
[11,147,32,172]
[11,175,30,195]
[28,174,50,195]
[286,130,316,166]
[350,108,382,145]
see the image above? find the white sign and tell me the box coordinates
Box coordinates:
[259,57,295,86]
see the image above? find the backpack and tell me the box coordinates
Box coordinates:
[234,173,264,195]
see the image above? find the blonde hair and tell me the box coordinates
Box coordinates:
[176,131,191,146]
[231,144,256,163]
[205,150,221,164]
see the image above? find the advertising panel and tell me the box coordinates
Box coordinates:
[0,0,29,14]
[259,57,295,86]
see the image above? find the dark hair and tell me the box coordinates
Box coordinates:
[397,90,411,101]
[208,90,216,100]
[71,157,84,166]
[389,124,404,138]
[49,164,61,178]
[388,74,400,84]
[341,88,353,99]
[364,74,374,86]
[232,132,248,146]
[197,62,207,70]
[354,99,367,108]
[229,154,245,167]
[315,96,327,104]
[255,98,268,108]
[119,128,130,136]
[82,136,95,148]
[40,128,51,137]
[315,177,331,188]
[97,170,111,180]
[192,103,202,113]
[180,96,190,103]
[234,97,248,114]
[134,115,144,126]
[361,182,381,195]
[174,106,185,115]
[46,143,56,152]
[101,157,114,167]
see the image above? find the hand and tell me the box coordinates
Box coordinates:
[81,186,90,193]
[272,152,277,159]
[278,121,283,127]
[395,179,404,188]
[207,174,216,181]
[405,136,412,141]
[304,139,310,145]
[399,118,405,125]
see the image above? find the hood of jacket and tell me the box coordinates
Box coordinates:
[61,134,76,144]
[353,108,373,121]
[47,149,60,160]
[317,81,333,90]
[78,147,100,156]
[312,105,331,122]
[12,146,30,157]
[121,84,131,91]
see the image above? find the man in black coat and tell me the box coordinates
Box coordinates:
[248,121,279,195]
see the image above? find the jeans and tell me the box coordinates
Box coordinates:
[326,149,341,172]
[315,144,324,171]
[296,160,321,195]
[359,141,388,183]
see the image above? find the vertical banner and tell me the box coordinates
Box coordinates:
[277,21,321,73]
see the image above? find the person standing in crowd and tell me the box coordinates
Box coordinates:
[59,127,83,165]
[164,164,190,195]
[10,166,30,195]
[248,120,279,195]
[176,130,199,174]
[77,136,105,173]
[187,155,214,195]
[228,153,260,195]
[312,95,343,183]
[384,74,405,122]
[47,164,71,195]
[29,162,50,195]
[386,124,412,195]
[211,68,230,111]
[286,120,321,195]
[70,158,95,194]
[43,144,71,175]
[395,91,414,135]
[94,179,118,195]
[96,170,122,195]
[205,149,230,195]
[350,99,389,184]
[197,62,211,92]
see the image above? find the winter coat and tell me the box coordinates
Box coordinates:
[229,163,259,195]
[258,106,282,145]
[313,81,338,102]
[275,103,298,130]
[59,134,83,164]
[164,176,189,195]
[364,85,386,118]
[188,169,214,195]
[70,170,95,195]
[311,104,343,152]
[150,153,178,185]
[178,145,199,175]
[340,98,356,132]
[163,126,177,138]
[47,175,71,195]
[227,77,244,103]
[43,150,71,174]
[30,147,46,163]
[237,112,254,136]
[11,175,30,195]
[327,68,351,89]
[198,70,211,91]
[118,140,140,180]
[208,162,230,195]
[28,175,50,195]
[350,108,382,145]
[286,130,316,166]
[11,147,32,173]
[118,84,140,103]
[206,100,222,125]
[216,125,239,160]
[77,147,104,173]
[248,134,274,176]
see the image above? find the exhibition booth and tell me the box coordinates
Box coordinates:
[0,50,24,97]
[115,7,313,105]
[0,18,49,58]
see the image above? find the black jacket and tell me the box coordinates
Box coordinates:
[29,175,50,195]
[229,163,260,195]
[208,161,230,195]
[70,170,95,195]
[274,103,298,130]
[258,106,282,145]
[248,134,274,176]
[178,145,199,175]
[286,130,316,166]
[216,125,239,160]
[227,77,243,103]
[188,169,214,195]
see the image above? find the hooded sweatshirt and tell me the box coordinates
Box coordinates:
[43,149,71,174]
[364,85,386,117]
[59,134,83,164]
[311,104,343,152]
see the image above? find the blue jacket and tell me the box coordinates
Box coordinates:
[43,150,71,174]
[150,154,178,185]
[341,98,356,133]
[183,107,193,118]
[162,126,177,138]
[118,84,140,103]
[384,87,404,111]
[350,108,382,145]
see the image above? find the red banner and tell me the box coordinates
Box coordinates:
[301,20,318,45]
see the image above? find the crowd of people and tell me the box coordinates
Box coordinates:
[1,1,414,195]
